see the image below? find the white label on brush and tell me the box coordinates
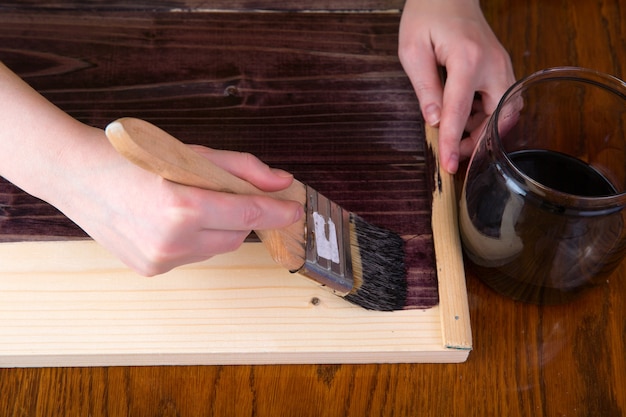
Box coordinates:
[313,212,340,263]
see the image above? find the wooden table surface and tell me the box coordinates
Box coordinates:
[1,0,625,416]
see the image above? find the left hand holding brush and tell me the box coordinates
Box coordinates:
[73,137,305,276]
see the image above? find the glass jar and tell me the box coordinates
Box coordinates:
[459,67,626,304]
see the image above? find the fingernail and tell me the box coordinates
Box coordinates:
[424,104,441,126]
[446,153,459,174]
[294,205,305,222]
[271,168,294,178]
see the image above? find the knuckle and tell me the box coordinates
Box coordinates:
[397,32,417,61]
[455,39,484,69]
[160,190,202,227]
[141,241,176,274]
[220,234,246,253]
[137,264,162,278]
[412,79,436,96]
[446,97,473,120]
[240,151,263,171]
[495,49,513,71]
[241,201,265,229]
[397,42,414,65]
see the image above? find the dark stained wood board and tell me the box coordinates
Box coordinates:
[0,10,438,309]
[0,0,405,12]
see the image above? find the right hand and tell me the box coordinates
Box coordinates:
[398,0,516,174]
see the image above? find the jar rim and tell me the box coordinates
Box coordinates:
[492,66,626,209]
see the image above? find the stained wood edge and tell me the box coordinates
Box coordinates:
[425,124,473,351]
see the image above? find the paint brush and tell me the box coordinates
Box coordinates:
[105,118,407,311]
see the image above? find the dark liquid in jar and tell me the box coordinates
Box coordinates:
[466,149,622,304]
[510,150,616,197]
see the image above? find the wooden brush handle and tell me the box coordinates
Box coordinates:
[105,117,306,271]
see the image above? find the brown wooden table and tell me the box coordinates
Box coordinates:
[1,1,625,416]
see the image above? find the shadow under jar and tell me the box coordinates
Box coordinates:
[459,67,626,304]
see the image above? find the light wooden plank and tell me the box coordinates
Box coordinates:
[425,124,472,350]
[0,240,468,367]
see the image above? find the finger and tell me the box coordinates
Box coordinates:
[138,229,250,276]
[190,145,295,192]
[465,112,487,136]
[459,117,489,159]
[465,97,487,133]
[192,229,250,259]
[133,189,303,275]
[190,188,304,232]
[398,35,444,126]
[438,62,478,173]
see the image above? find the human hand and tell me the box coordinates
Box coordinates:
[59,128,304,276]
[398,0,515,173]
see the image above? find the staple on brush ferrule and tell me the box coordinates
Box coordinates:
[300,185,354,295]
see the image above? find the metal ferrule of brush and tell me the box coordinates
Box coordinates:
[300,186,354,295]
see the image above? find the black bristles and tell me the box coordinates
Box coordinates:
[344,214,407,311]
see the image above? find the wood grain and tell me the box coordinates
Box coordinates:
[0,10,440,309]
[425,124,471,349]
[0,240,465,367]
[0,10,429,235]
[1,0,626,416]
